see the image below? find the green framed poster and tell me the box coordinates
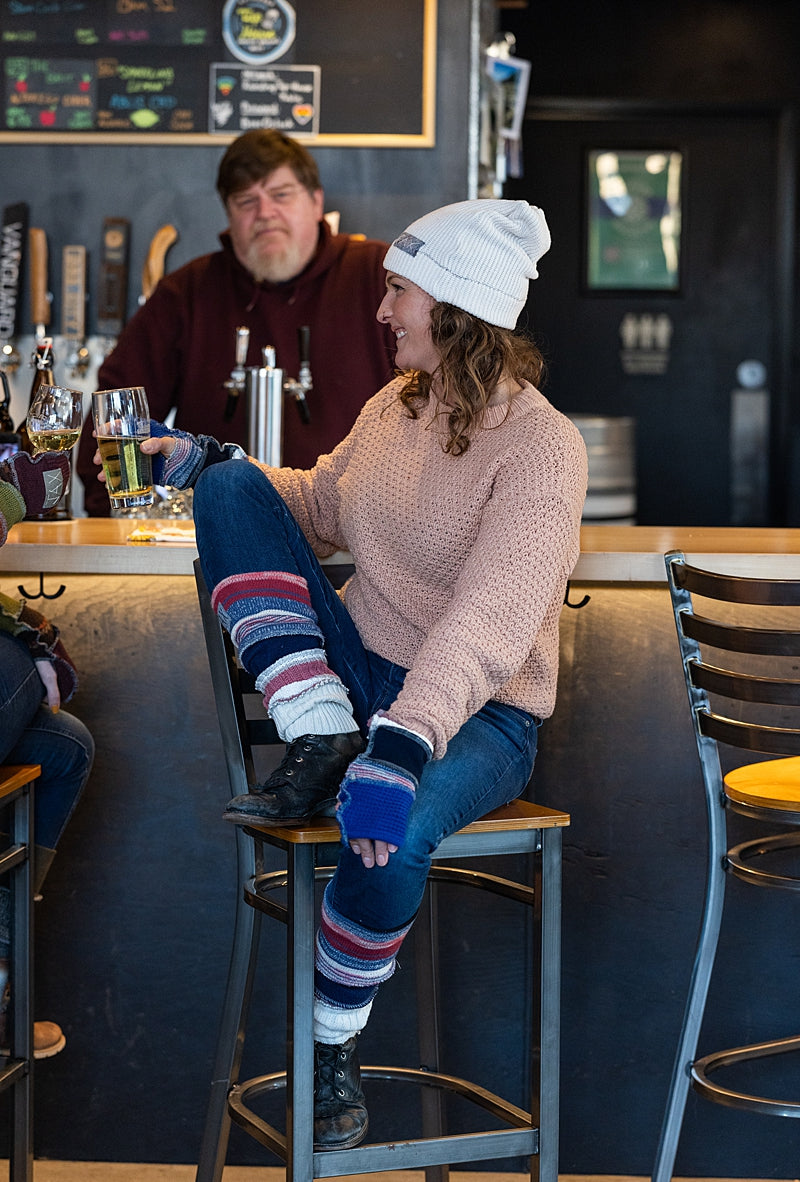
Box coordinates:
[585,148,683,292]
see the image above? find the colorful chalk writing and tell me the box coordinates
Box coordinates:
[0,0,430,141]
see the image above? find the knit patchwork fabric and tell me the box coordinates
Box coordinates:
[211,570,323,663]
[0,479,24,545]
[314,882,413,1010]
[255,648,339,705]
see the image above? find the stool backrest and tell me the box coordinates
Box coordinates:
[194,560,281,800]
[666,550,800,775]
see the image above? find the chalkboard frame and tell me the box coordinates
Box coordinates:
[0,0,436,147]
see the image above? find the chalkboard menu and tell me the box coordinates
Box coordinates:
[0,0,436,145]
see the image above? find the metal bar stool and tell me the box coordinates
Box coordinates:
[653,552,800,1182]
[0,764,39,1182]
[194,562,569,1182]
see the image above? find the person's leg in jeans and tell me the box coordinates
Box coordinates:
[193,461,376,825]
[0,634,94,891]
[312,683,539,1148]
[0,633,94,1057]
[314,697,539,1039]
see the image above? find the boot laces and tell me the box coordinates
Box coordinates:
[315,1042,354,1101]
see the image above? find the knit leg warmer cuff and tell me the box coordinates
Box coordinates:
[255,648,358,740]
[314,882,413,1012]
[313,997,374,1045]
[211,570,324,666]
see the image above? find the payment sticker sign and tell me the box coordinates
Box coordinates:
[209,62,319,136]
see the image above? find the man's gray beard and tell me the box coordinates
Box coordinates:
[245,241,311,285]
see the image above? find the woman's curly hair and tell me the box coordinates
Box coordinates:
[394,302,546,456]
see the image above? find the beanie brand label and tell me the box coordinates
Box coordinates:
[392,232,424,257]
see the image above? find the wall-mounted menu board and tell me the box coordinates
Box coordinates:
[0,0,436,145]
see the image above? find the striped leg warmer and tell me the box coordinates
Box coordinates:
[313,882,413,1044]
[212,571,358,741]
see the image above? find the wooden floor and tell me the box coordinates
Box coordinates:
[4,1170,794,1182]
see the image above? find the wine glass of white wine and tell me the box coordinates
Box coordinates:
[26,384,83,454]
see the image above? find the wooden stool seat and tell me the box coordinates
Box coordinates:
[725,755,800,812]
[244,796,570,844]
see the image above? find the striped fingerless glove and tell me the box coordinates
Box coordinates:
[149,421,246,488]
[336,714,433,849]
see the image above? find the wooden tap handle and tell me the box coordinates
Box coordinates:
[29,227,50,329]
[62,244,86,341]
[141,223,178,302]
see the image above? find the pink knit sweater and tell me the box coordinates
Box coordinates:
[260,378,587,757]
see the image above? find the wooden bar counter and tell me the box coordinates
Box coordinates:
[1,521,798,1175]
[4,517,800,579]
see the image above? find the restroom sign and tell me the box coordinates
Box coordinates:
[619,312,673,375]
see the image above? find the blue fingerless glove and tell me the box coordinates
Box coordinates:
[149,420,246,488]
[336,716,433,848]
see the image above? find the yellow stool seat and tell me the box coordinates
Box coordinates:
[725,755,800,810]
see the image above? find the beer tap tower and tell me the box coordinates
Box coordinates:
[223,325,313,466]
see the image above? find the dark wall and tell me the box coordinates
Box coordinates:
[498,0,800,528]
[501,0,800,103]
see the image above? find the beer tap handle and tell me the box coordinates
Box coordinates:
[294,391,311,424]
[297,325,311,386]
[234,325,250,374]
[29,227,50,343]
[294,324,311,423]
[223,325,250,420]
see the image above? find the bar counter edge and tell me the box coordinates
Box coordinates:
[4,520,800,579]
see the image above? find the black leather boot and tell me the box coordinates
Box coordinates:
[222,732,365,825]
[314,1036,369,1150]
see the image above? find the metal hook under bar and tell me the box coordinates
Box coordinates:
[563,581,590,610]
[17,571,66,601]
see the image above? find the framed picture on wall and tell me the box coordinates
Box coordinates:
[585,148,683,292]
[485,53,530,140]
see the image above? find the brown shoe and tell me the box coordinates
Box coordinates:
[33,1020,66,1059]
[0,958,66,1059]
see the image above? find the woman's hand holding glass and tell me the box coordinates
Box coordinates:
[91,432,176,479]
[90,387,164,510]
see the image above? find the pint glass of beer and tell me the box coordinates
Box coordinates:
[92,387,154,510]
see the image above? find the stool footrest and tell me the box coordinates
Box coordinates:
[692,1032,800,1116]
[0,1058,28,1093]
[229,1064,538,1175]
[726,831,800,890]
[245,861,537,926]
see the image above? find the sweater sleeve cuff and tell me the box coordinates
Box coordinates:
[0,479,25,541]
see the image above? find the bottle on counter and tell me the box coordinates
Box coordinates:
[15,338,66,520]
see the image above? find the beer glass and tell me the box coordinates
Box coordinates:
[92,386,154,510]
[26,384,83,454]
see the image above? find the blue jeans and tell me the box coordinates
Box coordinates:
[194,461,539,931]
[0,633,94,850]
